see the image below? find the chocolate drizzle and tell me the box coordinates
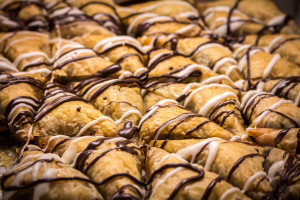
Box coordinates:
[118,121,139,139]
[227,153,261,181]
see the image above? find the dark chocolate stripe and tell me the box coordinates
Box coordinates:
[227,153,261,181]
[274,129,290,146]
[202,176,224,200]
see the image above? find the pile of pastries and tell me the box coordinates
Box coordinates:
[0,0,300,199]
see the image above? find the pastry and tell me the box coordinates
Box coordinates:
[147,82,245,135]
[140,93,233,143]
[1,145,103,200]
[241,90,300,129]
[37,135,144,200]
[150,138,271,199]
[31,82,118,139]
[145,146,250,200]
[0,0,299,199]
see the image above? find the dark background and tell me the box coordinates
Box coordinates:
[273,0,300,25]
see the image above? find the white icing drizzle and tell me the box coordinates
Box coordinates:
[154,113,193,140]
[268,15,286,26]
[93,36,144,54]
[119,71,132,79]
[139,1,198,13]
[133,67,148,76]
[266,36,283,53]
[190,43,225,60]
[219,187,241,200]
[213,57,237,72]
[127,13,158,35]
[82,79,116,99]
[253,99,293,128]
[114,110,142,125]
[0,15,18,27]
[233,44,251,58]
[13,52,50,68]
[7,98,38,121]
[176,138,219,170]
[238,48,264,71]
[172,64,211,78]
[156,154,188,170]
[268,160,285,182]
[174,24,197,35]
[225,65,238,77]
[151,167,184,196]
[181,83,233,108]
[53,48,95,69]
[201,75,234,85]
[61,136,91,164]
[148,52,172,68]
[139,99,179,128]
[213,18,245,36]
[76,116,115,136]
[262,54,280,79]
[43,135,69,152]
[242,171,267,193]
[199,92,238,116]
[0,58,17,72]
[233,80,245,90]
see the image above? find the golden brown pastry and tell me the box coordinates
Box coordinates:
[233,43,300,89]
[241,34,300,66]
[145,146,250,200]
[140,36,243,81]
[31,82,118,139]
[73,78,143,138]
[140,93,233,143]
[1,145,103,200]
[151,138,271,199]
[37,135,144,200]
[262,147,300,200]
[252,77,300,107]
[147,82,245,135]
[50,39,121,83]
[241,90,300,129]
[247,128,300,154]
[0,76,43,141]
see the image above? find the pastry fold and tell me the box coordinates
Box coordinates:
[1,145,103,200]
[0,76,43,141]
[253,77,300,107]
[67,0,122,35]
[147,82,245,135]
[141,36,243,81]
[262,147,300,200]
[140,93,233,143]
[242,34,300,67]
[233,44,300,89]
[241,91,300,129]
[73,78,143,138]
[89,35,147,77]
[37,135,144,200]
[145,146,250,200]
[196,0,300,36]
[47,1,116,39]
[145,48,234,85]
[150,138,271,199]
[118,0,206,38]
[0,31,52,80]
[247,128,300,154]
[32,83,118,138]
[50,39,121,83]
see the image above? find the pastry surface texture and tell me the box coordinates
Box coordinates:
[0,0,300,200]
